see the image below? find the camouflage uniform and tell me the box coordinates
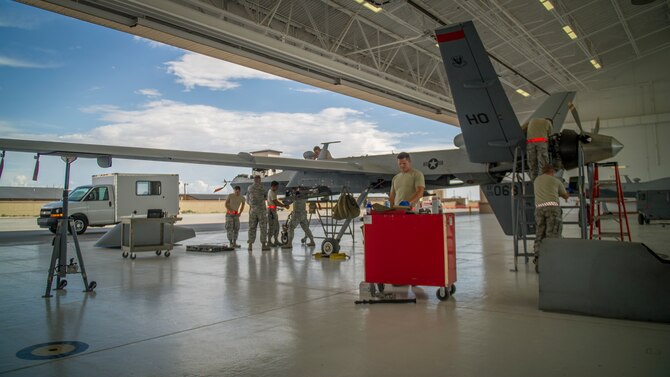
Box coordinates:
[525,118,552,181]
[287,197,315,246]
[247,182,268,247]
[267,188,280,245]
[224,193,244,247]
[533,206,562,255]
[533,173,568,257]
[527,142,549,181]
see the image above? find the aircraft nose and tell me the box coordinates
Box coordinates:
[611,136,623,157]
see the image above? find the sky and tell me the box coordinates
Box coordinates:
[0,1,477,199]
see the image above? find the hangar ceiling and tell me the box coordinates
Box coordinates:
[20,0,670,126]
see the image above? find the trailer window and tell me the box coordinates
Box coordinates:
[136,181,162,196]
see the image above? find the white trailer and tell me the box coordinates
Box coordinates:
[38,173,179,234]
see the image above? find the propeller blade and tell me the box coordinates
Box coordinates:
[593,117,600,134]
[568,102,585,134]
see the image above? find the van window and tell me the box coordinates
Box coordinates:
[136,181,162,196]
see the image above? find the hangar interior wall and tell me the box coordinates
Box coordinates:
[566,48,670,182]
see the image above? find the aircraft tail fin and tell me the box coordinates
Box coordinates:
[525,92,576,134]
[436,21,524,163]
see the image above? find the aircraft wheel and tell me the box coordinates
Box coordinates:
[87,281,97,291]
[122,251,129,258]
[321,238,340,256]
[436,287,450,301]
[164,251,170,257]
[130,253,137,260]
[58,280,68,289]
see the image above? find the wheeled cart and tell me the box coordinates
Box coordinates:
[363,211,456,301]
[121,216,181,259]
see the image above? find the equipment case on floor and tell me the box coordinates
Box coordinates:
[363,211,457,300]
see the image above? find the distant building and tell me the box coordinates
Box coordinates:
[0,186,62,201]
[249,149,283,177]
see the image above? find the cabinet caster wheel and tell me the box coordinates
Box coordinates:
[122,251,129,258]
[155,250,162,256]
[450,284,456,295]
[87,281,97,291]
[58,279,68,289]
[164,251,170,257]
[377,283,385,293]
[436,287,450,301]
[130,253,137,260]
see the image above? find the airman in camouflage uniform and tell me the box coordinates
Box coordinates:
[267,181,288,246]
[247,176,270,251]
[283,192,315,249]
[522,118,552,181]
[533,164,570,270]
[224,185,245,248]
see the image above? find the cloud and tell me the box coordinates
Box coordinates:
[290,87,324,94]
[133,36,177,49]
[2,100,404,193]
[7,99,401,158]
[12,175,29,186]
[165,53,286,91]
[136,88,162,98]
[0,56,60,68]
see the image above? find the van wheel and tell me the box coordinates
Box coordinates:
[48,226,57,234]
[69,216,88,235]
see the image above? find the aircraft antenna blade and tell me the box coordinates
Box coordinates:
[32,154,40,181]
[0,151,5,179]
[593,117,600,134]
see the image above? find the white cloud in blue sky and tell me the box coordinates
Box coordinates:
[0,56,60,68]
[165,53,286,91]
[135,88,162,97]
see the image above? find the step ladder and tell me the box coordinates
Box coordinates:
[588,161,631,241]
[511,146,535,271]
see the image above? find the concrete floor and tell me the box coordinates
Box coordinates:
[0,213,668,377]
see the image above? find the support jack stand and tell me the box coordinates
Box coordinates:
[43,156,96,298]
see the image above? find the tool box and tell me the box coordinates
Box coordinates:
[363,211,456,300]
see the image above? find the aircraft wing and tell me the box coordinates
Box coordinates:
[0,138,396,175]
[436,21,525,163]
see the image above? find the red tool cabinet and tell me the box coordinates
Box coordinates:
[363,211,456,300]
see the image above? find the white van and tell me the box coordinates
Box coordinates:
[38,173,179,234]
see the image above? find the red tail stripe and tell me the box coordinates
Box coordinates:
[436,30,465,43]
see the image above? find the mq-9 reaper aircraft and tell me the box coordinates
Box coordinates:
[0,21,622,239]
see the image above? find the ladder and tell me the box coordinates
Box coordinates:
[559,145,588,238]
[511,146,535,272]
[588,161,631,241]
[511,143,589,271]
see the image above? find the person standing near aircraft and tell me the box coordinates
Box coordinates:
[246,175,270,251]
[389,152,425,209]
[267,181,288,247]
[312,146,333,160]
[533,164,570,269]
[522,118,553,181]
[282,190,316,249]
[224,185,245,248]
